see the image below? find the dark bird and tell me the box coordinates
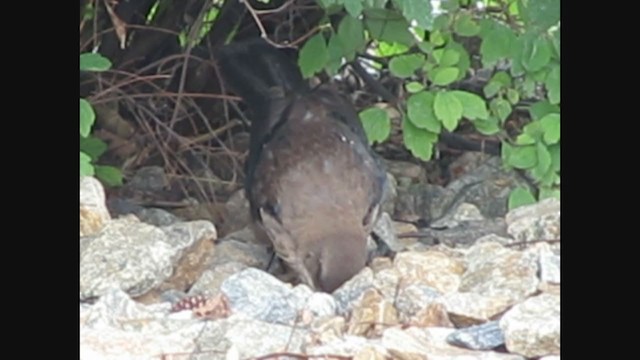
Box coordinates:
[216,38,387,293]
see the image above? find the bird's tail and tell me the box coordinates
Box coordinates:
[216,38,308,115]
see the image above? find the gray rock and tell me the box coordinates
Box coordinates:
[106,198,144,217]
[381,172,398,215]
[347,289,399,337]
[476,233,518,246]
[309,315,347,344]
[416,218,509,248]
[80,176,111,237]
[445,156,531,219]
[395,284,442,321]
[382,327,524,360]
[395,156,531,224]
[460,241,539,304]
[298,288,337,318]
[220,189,251,236]
[126,166,168,193]
[134,208,180,227]
[188,261,248,296]
[537,243,560,284]
[446,321,505,350]
[161,220,217,248]
[506,198,560,243]
[210,236,272,269]
[333,267,375,314]
[500,293,560,358]
[306,335,376,357]
[221,267,299,324]
[372,267,401,301]
[430,203,485,229]
[222,316,308,358]
[443,292,513,327]
[80,216,213,300]
[383,160,426,183]
[372,212,401,252]
[394,251,465,294]
[394,182,450,223]
[81,288,223,360]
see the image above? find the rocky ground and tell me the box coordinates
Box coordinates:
[80,155,560,360]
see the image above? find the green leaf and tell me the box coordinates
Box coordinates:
[407,91,440,133]
[506,88,520,105]
[317,0,336,8]
[395,0,434,30]
[478,18,495,37]
[539,187,560,201]
[338,15,366,61]
[80,98,95,137]
[501,142,513,167]
[519,75,536,98]
[430,31,445,46]
[343,0,364,17]
[551,27,560,58]
[403,118,437,161]
[440,0,459,11]
[518,0,560,31]
[509,36,526,77]
[490,98,512,122]
[439,48,460,66]
[406,81,425,93]
[80,53,112,72]
[446,41,470,81]
[432,49,444,63]
[516,133,536,145]
[521,35,551,72]
[432,14,450,31]
[483,81,502,98]
[454,12,480,36]
[434,91,463,131]
[529,101,559,121]
[508,1,520,16]
[451,90,489,120]
[491,71,513,87]
[364,0,389,7]
[359,107,391,144]
[540,113,560,144]
[535,142,552,176]
[430,66,459,86]
[95,165,124,187]
[545,63,560,104]
[540,170,560,187]
[418,41,433,54]
[508,187,537,210]
[365,9,415,46]
[548,143,560,171]
[325,34,344,76]
[298,34,329,78]
[389,54,425,78]
[377,41,409,56]
[472,118,501,135]
[480,23,516,67]
[523,120,544,139]
[80,136,107,160]
[531,67,550,82]
[508,145,537,169]
[80,152,95,177]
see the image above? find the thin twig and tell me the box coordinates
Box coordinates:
[168,0,214,131]
[254,0,295,14]
[239,0,281,47]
